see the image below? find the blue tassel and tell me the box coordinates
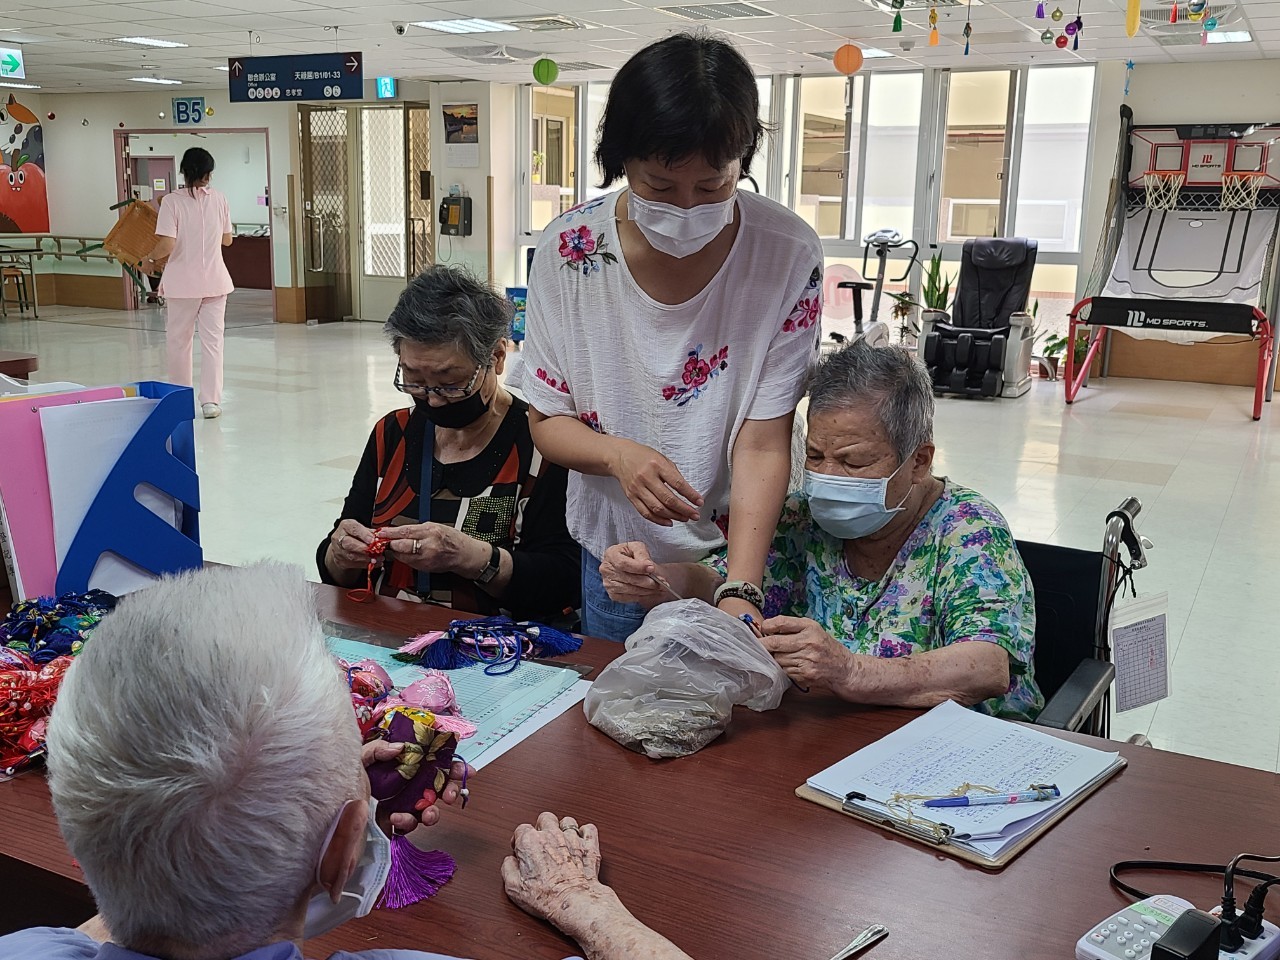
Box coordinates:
[964,38,970,54]
[1072,32,1079,49]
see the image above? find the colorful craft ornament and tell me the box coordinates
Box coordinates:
[1055,33,1069,47]
[1035,1,1045,17]
[1201,26,1208,44]
[1187,8,1204,21]
[366,706,467,909]
[531,57,558,86]
[1051,6,1064,20]
[1187,0,1206,12]
[1204,15,1218,29]
[1124,59,1135,97]
[1041,28,1055,42]
[395,615,582,675]
[347,537,390,604]
[963,0,973,55]
[0,590,115,775]
[929,5,939,45]
[1169,2,1177,24]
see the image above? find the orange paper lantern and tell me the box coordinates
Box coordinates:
[833,43,864,76]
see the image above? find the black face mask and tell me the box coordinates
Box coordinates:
[415,385,491,429]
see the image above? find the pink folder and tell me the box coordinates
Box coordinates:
[0,387,126,599]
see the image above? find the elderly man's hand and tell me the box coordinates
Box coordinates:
[759,616,855,691]
[502,813,611,933]
[361,741,469,834]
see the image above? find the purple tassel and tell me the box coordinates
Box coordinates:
[1036,1,1045,16]
[377,835,456,909]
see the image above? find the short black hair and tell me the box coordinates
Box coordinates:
[384,264,512,364]
[595,32,763,188]
[180,147,215,195]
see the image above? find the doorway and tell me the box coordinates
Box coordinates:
[115,128,274,322]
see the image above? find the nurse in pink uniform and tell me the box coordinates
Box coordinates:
[143,147,234,419]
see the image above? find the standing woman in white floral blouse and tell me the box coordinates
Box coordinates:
[522,32,824,641]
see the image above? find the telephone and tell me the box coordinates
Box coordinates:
[439,196,472,237]
[1077,895,1280,960]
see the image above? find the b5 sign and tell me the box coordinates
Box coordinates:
[172,97,207,126]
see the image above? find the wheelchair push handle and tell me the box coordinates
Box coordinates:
[1105,497,1149,571]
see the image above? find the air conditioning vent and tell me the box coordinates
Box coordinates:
[505,15,592,31]
[557,60,608,71]
[447,45,541,63]
[862,0,973,10]
[656,2,773,22]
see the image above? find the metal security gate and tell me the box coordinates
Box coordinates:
[406,103,433,277]
[299,105,352,323]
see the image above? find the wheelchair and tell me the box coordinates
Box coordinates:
[919,237,1038,399]
[1023,497,1152,738]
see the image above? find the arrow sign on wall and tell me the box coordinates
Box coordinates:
[0,48,26,80]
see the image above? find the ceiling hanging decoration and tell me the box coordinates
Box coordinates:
[1124,59,1135,97]
[1169,2,1178,24]
[1126,0,1141,36]
[532,57,559,85]
[929,5,940,45]
[891,0,905,33]
[1041,28,1055,42]
[963,0,973,55]
[1069,0,1083,50]
[1051,6,1064,21]
[833,43,864,75]
[1035,1,1045,17]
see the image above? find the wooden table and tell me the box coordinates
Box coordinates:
[0,349,37,379]
[2,584,1278,959]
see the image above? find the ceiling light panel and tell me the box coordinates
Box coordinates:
[410,19,518,34]
[129,76,182,84]
[656,2,774,22]
[112,36,189,48]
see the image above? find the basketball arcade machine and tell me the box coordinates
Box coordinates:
[1064,107,1280,420]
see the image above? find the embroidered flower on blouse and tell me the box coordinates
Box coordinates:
[560,197,606,222]
[578,411,603,433]
[558,225,617,276]
[782,295,822,333]
[662,344,729,406]
[534,368,571,395]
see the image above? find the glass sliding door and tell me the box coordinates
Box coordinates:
[862,72,923,241]
[936,70,1013,245]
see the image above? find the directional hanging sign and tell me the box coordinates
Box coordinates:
[227,52,362,103]
[0,47,26,81]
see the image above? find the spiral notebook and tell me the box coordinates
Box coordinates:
[796,700,1125,869]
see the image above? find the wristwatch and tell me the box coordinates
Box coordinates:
[475,542,502,584]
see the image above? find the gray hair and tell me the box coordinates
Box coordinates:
[46,564,364,957]
[808,340,935,462]
[384,264,513,366]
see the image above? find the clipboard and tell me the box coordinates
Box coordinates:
[795,753,1126,870]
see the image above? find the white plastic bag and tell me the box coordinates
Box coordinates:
[584,599,789,759]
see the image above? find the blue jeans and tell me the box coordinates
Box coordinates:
[581,548,648,642]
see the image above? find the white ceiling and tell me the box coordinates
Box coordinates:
[0,0,1276,94]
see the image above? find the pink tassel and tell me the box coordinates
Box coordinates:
[377,835,456,909]
[1200,28,1207,44]
[397,631,444,656]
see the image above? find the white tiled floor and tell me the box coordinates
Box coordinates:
[4,304,1279,772]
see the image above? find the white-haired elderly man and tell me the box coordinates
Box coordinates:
[600,340,1044,721]
[0,564,696,960]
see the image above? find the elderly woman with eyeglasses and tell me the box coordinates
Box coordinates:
[319,265,580,621]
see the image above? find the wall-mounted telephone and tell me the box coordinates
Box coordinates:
[439,196,472,237]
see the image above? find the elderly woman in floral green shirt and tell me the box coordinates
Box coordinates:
[599,340,1044,721]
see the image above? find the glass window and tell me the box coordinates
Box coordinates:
[863,72,923,240]
[360,108,404,278]
[532,86,577,231]
[938,71,1011,244]
[1015,66,1095,253]
[584,81,613,201]
[795,77,848,239]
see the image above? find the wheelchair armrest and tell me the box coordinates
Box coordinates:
[1034,658,1115,732]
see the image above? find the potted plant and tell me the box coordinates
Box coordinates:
[921,253,953,313]
[531,150,545,184]
[888,292,920,348]
[1038,328,1090,381]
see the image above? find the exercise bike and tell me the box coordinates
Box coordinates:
[831,228,920,350]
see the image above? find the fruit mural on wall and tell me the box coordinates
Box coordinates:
[0,95,48,233]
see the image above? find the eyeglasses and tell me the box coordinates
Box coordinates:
[394,361,487,399]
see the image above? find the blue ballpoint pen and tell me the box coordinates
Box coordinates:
[921,785,1060,808]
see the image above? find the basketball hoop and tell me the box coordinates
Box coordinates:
[1221,171,1265,210]
[1143,171,1185,210]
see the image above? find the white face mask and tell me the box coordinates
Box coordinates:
[628,191,736,258]
[302,798,391,940]
[804,459,911,541]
